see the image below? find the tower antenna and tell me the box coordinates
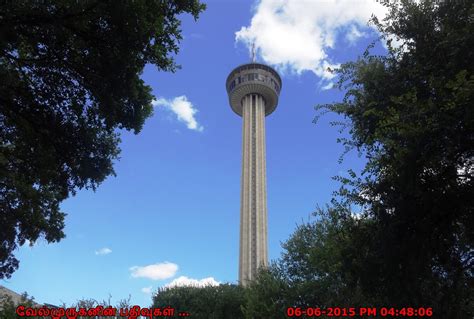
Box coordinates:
[251,42,256,63]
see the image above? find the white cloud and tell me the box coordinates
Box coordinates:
[456,161,472,185]
[164,276,220,289]
[24,239,34,246]
[95,247,112,255]
[321,82,334,91]
[235,0,389,87]
[346,24,368,46]
[130,262,178,280]
[22,239,38,250]
[152,96,203,132]
[351,212,364,220]
[141,286,153,294]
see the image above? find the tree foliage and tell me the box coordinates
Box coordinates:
[152,284,245,319]
[0,292,37,319]
[243,209,377,318]
[0,0,205,279]
[312,0,473,316]
[242,266,289,319]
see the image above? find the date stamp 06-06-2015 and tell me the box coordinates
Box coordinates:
[286,306,434,317]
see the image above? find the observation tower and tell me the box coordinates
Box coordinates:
[226,61,282,286]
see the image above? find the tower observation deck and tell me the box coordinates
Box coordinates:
[226,63,282,286]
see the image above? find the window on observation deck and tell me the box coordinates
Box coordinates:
[270,79,280,93]
[229,80,236,91]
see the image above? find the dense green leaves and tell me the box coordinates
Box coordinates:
[243,210,378,319]
[312,0,473,316]
[152,284,245,319]
[0,292,37,319]
[0,0,205,279]
[242,267,289,319]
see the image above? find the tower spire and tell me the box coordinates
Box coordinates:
[251,42,256,63]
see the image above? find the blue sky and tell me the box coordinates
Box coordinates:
[4,0,391,307]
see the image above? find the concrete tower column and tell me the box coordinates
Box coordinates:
[239,94,268,285]
[226,63,282,286]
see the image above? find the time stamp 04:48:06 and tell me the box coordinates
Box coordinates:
[286,307,433,317]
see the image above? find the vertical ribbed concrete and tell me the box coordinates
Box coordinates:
[239,94,268,286]
[226,62,281,287]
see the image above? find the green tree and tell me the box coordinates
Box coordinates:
[0,0,205,279]
[242,263,290,319]
[314,0,473,316]
[0,292,38,319]
[152,284,245,319]
[243,208,376,318]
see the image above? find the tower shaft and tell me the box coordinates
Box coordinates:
[239,94,268,286]
[227,62,281,286]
